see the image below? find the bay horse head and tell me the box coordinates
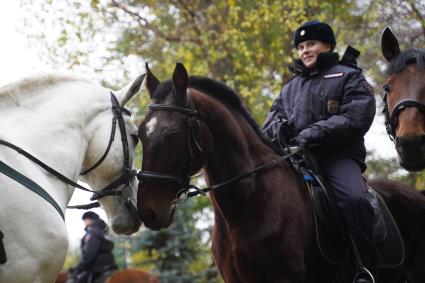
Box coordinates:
[381,27,425,171]
[137,63,212,230]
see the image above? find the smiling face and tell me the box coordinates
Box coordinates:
[297,40,331,69]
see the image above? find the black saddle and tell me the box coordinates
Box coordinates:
[310,181,404,268]
[285,148,405,271]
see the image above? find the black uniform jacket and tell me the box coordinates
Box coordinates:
[76,220,116,273]
[263,52,376,170]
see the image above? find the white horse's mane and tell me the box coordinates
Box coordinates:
[0,73,92,98]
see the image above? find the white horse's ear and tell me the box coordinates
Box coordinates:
[115,73,146,106]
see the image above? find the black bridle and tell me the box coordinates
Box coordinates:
[137,90,302,204]
[137,90,204,203]
[382,84,425,141]
[0,92,137,208]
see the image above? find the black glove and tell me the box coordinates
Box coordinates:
[264,119,295,144]
[294,133,309,147]
[293,127,324,148]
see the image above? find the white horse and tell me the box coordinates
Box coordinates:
[0,73,144,283]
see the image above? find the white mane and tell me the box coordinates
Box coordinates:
[0,73,92,99]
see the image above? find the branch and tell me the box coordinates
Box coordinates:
[110,0,182,42]
[406,0,425,38]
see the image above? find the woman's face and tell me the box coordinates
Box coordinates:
[297,40,331,69]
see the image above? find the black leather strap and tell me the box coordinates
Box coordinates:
[0,160,64,219]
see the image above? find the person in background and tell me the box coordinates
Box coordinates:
[69,211,117,283]
[263,21,377,283]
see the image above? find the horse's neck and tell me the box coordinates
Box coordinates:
[199,97,290,225]
[0,81,107,207]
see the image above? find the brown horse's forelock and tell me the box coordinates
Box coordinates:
[385,48,425,76]
[152,76,276,149]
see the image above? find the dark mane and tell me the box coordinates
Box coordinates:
[152,77,273,148]
[385,48,425,76]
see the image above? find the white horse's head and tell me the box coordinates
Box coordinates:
[78,75,145,235]
[0,74,144,283]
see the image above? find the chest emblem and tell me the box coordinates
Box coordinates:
[327,99,340,115]
[324,72,344,79]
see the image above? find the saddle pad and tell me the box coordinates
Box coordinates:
[311,185,404,268]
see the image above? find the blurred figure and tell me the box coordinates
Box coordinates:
[69,211,118,283]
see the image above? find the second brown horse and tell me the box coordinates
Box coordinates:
[137,63,425,282]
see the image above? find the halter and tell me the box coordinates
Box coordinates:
[0,92,137,216]
[382,85,425,141]
[137,90,204,203]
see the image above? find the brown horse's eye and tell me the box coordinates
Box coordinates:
[162,130,180,142]
[383,84,391,93]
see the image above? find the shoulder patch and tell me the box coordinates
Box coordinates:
[323,72,344,79]
[363,80,374,95]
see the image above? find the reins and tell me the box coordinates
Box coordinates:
[0,92,136,215]
[0,138,101,195]
[178,148,303,201]
[137,89,304,204]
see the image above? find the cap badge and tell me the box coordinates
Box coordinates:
[300,30,306,36]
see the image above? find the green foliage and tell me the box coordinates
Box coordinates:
[113,198,221,283]
[62,248,80,271]
[366,151,425,190]
[23,0,425,121]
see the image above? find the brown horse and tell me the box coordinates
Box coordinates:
[55,269,159,283]
[54,271,68,283]
[381,27,425,171]
[137,63,425,282]
[106,269,160,283]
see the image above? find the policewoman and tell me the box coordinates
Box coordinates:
[70,211,117,283]
[263,21,377,282]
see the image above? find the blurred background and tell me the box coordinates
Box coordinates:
[1,1,423,282]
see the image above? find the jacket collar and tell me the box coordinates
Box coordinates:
[289,52,340,77]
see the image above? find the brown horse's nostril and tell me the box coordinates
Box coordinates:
[396,135,425,154]
[140,209,157,229]
[395,135,425,171]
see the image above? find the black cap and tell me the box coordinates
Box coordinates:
[293,21,336,48]
[82,211,100,220]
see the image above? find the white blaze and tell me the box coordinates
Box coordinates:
[146,117,158,137]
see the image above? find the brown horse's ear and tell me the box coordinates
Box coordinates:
[145,63,160,98]
[381,27,401,62]
[172,62,188,99]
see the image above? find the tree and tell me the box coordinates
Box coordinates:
[366,150,425,189]
[21,0,385,121]
[114,197,221,283]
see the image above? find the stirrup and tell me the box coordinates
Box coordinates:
[352,267,375,283]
